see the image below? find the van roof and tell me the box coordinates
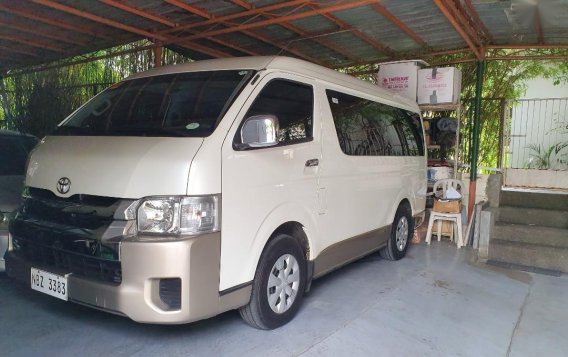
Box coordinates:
[126,56,419,111]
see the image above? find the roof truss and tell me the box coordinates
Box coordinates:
[0,0,565,73]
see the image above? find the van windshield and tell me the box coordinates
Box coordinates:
[54,70,254,137]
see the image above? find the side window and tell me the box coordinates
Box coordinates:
[371,104,406,156]
[237,79,314,146]
[326,89,424,156]
[399,110,425,156]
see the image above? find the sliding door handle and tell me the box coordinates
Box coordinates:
[305,159,319,167]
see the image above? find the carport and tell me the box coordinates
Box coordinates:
[1,1,568,356]
[1,0,567,215]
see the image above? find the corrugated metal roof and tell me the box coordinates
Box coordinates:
[0,0,566,72]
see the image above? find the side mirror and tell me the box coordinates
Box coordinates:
[240,115,279,148]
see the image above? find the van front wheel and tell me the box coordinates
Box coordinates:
[239,234,307,330]
[380,206,413,261]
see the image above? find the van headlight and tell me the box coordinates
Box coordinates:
[137,195,219,235]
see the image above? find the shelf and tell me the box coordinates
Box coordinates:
[420,102,461,181]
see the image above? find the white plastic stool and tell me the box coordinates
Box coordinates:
[425,211,465,248]
[426,178,466,248]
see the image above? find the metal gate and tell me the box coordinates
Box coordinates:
[504,97,568,189]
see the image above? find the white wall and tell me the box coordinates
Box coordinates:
[509,76,568,169]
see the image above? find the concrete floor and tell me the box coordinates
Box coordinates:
[1,242,567,357]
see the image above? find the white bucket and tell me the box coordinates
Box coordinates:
[427,166,453,183]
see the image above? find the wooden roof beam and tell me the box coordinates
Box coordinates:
[251,17,361,63]
[0,44,40,57]
[228,0,254,10]
[451,0,487,48]
[243,30,332,66]
[487,44,568,49]
[228,0,360,61]
[228,0,357,65]
[203,2,325,64]
[0,3,115,41]
[99,0,260,56]
[0,51,26,61]
[0,18,86,46]
[463,0,493,43]
[32,0,169,42]
[535,7,544,44]
[31,0,233,58]
[370,3,427,48]
[164,0,212,19]
[335,47,472,70]
[307,3,394,57]
[225,2,333,65]
[0,33,67,53]
[99,0,177,27]
[169,0,320,59]
[269,23,360,63]
[174,0,377,42]
[432,54,568,66]
[168,0,330,63]
[160,0,311,35]
[5,44,159,77]
[433,0,484,59]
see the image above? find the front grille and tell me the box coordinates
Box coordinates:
[159,278,182,310]
[13,235,122,284]
[24,187,120,229]
[11,187,124,284]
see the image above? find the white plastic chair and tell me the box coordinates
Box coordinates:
[426,179,466,248]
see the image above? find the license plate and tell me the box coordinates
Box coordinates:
[30,267,69,301]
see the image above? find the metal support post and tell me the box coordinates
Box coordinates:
[468,60,485,220]
[153,44,163,68]
[497,98,506,169]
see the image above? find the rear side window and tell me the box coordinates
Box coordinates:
[326,90,424,156]
[236,79,314,146]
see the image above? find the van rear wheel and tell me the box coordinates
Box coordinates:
[380,205,413,261]
[239,234,307,330]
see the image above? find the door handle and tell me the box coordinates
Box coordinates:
[305,159,319,167]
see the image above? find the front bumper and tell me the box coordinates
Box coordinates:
[6,232,250,324]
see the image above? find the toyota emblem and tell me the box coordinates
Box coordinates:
[57,177,71,194]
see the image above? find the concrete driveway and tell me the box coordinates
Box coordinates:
[1,242,566,356]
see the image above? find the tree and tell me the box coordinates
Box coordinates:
[429,49,568,172]
[0,41,189,137]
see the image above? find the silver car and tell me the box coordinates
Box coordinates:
[0,130,38,271]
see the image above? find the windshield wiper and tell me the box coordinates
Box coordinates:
[54,124,206,138]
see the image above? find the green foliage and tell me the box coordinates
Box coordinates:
[0,41,190,137]
[553,60,568,85]
[525,142,568,169]
[439,50,568,172]
[1,45,567,165]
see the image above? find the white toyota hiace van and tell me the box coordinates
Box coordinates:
[6,56,426,329]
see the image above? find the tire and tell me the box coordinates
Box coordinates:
[380,205,413,261]
[239,234,307,330]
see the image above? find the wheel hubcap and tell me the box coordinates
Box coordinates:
[266,254,300,314]
[395,216,409,251]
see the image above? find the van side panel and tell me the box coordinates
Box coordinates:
[217,72,425,292]
[314,83,426,261]
[219,72,321,291]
